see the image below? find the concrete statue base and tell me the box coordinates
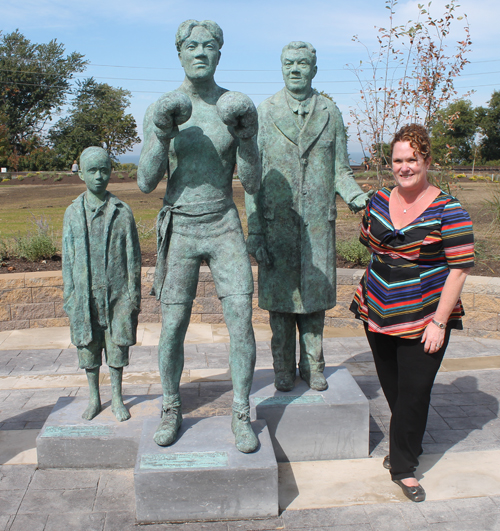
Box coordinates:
[249,366,369,462]
[36,395,159,468]
[134,416,278,524]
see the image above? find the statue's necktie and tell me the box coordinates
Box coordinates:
[298,103,306,127]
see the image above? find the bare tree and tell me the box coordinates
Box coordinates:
[348,0,471,179]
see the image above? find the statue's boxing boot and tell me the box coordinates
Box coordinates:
[154,396,182,446]
[231,404,258,453]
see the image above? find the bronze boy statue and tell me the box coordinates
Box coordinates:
[63,146,141,422]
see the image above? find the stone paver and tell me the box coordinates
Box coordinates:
[0,334,499,529]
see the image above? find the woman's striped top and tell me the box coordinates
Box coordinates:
[350,187,475,339]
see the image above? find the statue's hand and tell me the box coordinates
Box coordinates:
[246,234,271,266]
[217,91,258,139]
[153,91,192,140]
[348,190,374,213]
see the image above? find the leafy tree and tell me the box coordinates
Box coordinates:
[477,90,500,162]
[49,78,140,167]
[431,99,477,165]
[15,136,60,171]
[348,0,471,177]
[0,112,9,167]
[0,30,87,154]
[317,90,333,101]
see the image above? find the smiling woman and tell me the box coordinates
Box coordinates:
[350,123,475,502]
[389,142,440,229]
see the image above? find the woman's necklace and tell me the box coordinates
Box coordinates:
[396,186,429,214]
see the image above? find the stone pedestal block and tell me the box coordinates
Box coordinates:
[250,366,369,462]
[134,417,278,524]
[36,395,160,468]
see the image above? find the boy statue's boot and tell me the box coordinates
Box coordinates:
[154,394,182,447]
[109,366,131,422]
[82,367,102,420]
[273,360,296,392]
[231,401,258,453]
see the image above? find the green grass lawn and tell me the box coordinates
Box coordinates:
[1,178,500,275]
[0,181,163,255]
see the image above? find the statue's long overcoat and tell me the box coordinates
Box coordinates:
[62,192,141,347]
[246,89,366,314]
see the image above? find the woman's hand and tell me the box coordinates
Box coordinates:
[421,321,446,354]
[421,267,471,354]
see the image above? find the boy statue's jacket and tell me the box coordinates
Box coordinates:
[62,192,141,347]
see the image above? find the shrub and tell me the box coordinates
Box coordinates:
[483,189,500,225]
[336,237,371,266]
[53,174,63,182]
[116,162,138,171]
[16,175,24,181]
[14,214,58,261]
[135,218,156,242]
[15,233,57,261]
[0,236,12,260]
[128,169,137,179]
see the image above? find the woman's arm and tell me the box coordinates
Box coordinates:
[421,267,471,353]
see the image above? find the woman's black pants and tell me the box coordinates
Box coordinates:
[364,324,451,480]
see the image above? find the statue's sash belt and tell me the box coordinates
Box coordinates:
[152,197,233,299]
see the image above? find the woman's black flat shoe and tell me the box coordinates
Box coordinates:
[392,479,426,502]
[383,455,391,470]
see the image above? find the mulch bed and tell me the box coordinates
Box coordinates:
[2,253,497,277]
[0,251,156,274]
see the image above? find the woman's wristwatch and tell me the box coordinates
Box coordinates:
[432,319,446,329]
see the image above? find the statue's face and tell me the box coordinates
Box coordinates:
[282,48,317,95]
[179,26,220,81]
[79,152,111,197]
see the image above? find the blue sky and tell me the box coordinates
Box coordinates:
[2,0,499,162]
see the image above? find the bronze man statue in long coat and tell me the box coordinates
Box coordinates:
[246,41,371,392]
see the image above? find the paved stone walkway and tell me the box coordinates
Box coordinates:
[1,332,500,529]
[1,465,500,531]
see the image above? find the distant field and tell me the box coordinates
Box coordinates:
[0,180,165,253]
[1,175,500,276]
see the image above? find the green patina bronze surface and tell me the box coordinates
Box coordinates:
[245,42,372,391]
[138,20,261,453]
[140,451,229,470]
[63,146,141,423]
[253,395,326,406]
[41,425,113,438]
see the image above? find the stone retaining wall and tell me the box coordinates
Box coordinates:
[1,267,499,338]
